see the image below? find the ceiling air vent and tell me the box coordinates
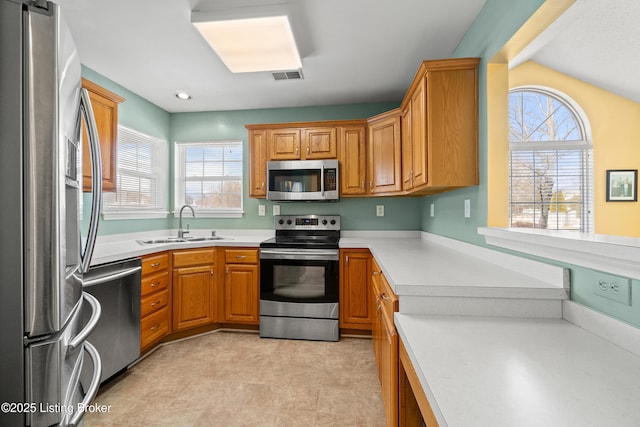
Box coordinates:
[272,69,303,81]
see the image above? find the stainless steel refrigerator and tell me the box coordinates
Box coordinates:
[0,1,105,425]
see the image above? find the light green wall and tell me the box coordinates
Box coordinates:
[420,0,545,244]
[170,105,421,231]
[422,0,640,328]
[83,67,420,234]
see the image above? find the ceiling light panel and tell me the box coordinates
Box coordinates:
[192,10,301,73]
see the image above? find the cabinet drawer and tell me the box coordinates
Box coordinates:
[141,271,169,297]
[140,306,170,350]
[224,249,258,264]
[142,253,169,276]
[172,248,215,268]
[140,288,169,318]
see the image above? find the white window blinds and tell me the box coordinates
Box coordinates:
[174,141,243,218]
[103,126,168,219]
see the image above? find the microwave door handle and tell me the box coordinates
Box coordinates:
[79,88,103,274]
[321,163,325,196]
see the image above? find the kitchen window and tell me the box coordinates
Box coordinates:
[174,140,243,218]
[509,87,593,232]
[103,126,169,220]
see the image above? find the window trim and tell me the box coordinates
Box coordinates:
[173,140,244,219]
[102,125,169,221]
[508,86,594,233]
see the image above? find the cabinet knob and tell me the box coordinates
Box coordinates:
[261,182,265,191]
[370,180,373,189]
[296,145,299,156]
[361,181,365,190]
[306,144,310,155]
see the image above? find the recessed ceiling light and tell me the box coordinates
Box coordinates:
[175,91,191,100]
[192,7,301,74]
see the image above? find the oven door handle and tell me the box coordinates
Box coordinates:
[260,249,339,261]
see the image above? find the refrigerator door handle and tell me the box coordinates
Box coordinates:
[68,292,101,353]
[82,265,142,287]
[79,88,103,274]
[68,341,102,427]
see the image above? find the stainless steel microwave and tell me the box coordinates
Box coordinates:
[267,159,339,201]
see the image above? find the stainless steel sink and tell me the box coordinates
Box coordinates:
[136,236,232,245]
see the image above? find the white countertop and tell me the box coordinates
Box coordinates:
[90,229,274,266]
[340,232,568,300]
[395,313,640,427]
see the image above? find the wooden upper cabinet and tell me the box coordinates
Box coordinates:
[338,125,367,196]
[81,78,124,192]
[302,127,337,159]
[402,76,427,191]
[248,130,267,198]
[367,110,402,195]
[267,128,301,160]
[400,58,479,195]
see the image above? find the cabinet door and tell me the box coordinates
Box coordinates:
[381,310,399,427]
[268,128,301,160]
[249,130,267,197]
[409,77,427,189]
[339,126,367,196]
[340,250,372,329]
[173,265,215,331]
[368,112,402,195]
[401,106,413,191]
[224,264,259,324]
[81,78,124,192]
[302,127,337,159]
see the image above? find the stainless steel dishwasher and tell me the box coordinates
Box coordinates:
[81,258,142,383]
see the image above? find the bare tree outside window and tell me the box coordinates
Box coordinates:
[508,89,592,231]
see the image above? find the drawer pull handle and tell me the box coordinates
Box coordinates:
[150,300,161,307]
[150,282,160,288]
[372,271,379,275]
[150,324,161,332]
[381,293,389,301]
[151,262,161,268]
[236,255,247,260]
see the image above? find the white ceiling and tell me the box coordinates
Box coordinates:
[512,0,640,104]
[55,0,487,113]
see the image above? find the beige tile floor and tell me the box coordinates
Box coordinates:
[85,331,386,427]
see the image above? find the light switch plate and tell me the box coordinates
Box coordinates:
[273,205,280,216]
[258,205,266,216]
[430,203,435,217]
[376,205,384,217]
[464,199,471,218]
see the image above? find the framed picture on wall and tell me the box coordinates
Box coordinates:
[606,169,637,202]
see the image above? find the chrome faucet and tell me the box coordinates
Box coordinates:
[178,204,196,238]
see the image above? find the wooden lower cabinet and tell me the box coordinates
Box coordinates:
[399,340,440,427]
[172,248,216,331]
[222,248,259,324]
[371,257,399,427]
[140,252,171,352]
[340,249,372,330]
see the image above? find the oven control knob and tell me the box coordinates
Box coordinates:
[286,219,292,225]
[278,219,284,225]
[330,219,336,225]
[322,219,328,225]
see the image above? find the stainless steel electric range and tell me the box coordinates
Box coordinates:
[259,215,340,341]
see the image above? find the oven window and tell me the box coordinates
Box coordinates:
[273,265,325,299]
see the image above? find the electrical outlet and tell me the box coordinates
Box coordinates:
[376,205,384,217]
[273,205,280,216]
[258,205,266,216]
[464,199,471,218]
[430,203,435,217]
[592,273,631,305]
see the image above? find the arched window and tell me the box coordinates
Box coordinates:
[509,87,593,231]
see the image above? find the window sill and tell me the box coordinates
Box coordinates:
[102,210,169,221]
[478,227,640,280]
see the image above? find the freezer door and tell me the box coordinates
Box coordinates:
[23,0,85,337]
[25,293,102,427]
